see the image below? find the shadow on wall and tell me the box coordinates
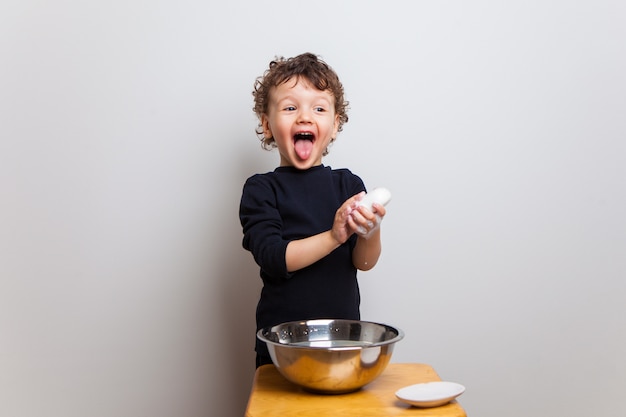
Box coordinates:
[211,141,270,415]
[217,249,260,415]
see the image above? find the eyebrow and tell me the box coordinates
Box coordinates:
[273,93,333,105]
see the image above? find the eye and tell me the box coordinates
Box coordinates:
[284,106,296,111]
[314,107,326,112]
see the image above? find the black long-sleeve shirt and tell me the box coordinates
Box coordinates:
[239,165,366,357]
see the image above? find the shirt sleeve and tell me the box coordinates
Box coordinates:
[239,176,292,282]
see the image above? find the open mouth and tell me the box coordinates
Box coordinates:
[294,132,315,160]
[294,132,315,142]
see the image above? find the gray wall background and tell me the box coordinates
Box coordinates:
[2,1,624,416]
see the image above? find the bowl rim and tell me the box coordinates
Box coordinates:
[257,318,404,350]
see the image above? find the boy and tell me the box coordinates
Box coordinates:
[239,53,387,367]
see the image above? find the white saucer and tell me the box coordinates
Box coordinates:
[395,381,465,408]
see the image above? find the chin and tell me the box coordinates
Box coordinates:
[293,162,315,170]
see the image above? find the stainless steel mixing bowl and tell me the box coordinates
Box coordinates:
[257,319,404,394]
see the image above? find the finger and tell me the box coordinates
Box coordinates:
[370,203,386,217]
[346,212,366,235]
[348,191,366,209]
[354,205,377,221]
[350,209,366,223]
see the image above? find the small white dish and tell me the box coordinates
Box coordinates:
[395,381,465,408]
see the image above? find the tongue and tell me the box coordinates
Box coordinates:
[295,140,313,160]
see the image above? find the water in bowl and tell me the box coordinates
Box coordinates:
[290,340,373,348]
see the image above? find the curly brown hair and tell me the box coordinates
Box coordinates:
[252,53,349,154]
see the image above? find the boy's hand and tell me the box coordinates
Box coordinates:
[331,192,387,244]
[331,192,366,244]
[349,196,386,239]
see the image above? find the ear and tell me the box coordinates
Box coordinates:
[261,114,273,139]
[333,114,340,137]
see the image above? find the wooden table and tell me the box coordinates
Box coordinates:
[245,363,466,416]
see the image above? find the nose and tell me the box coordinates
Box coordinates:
[297,108,313,123]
